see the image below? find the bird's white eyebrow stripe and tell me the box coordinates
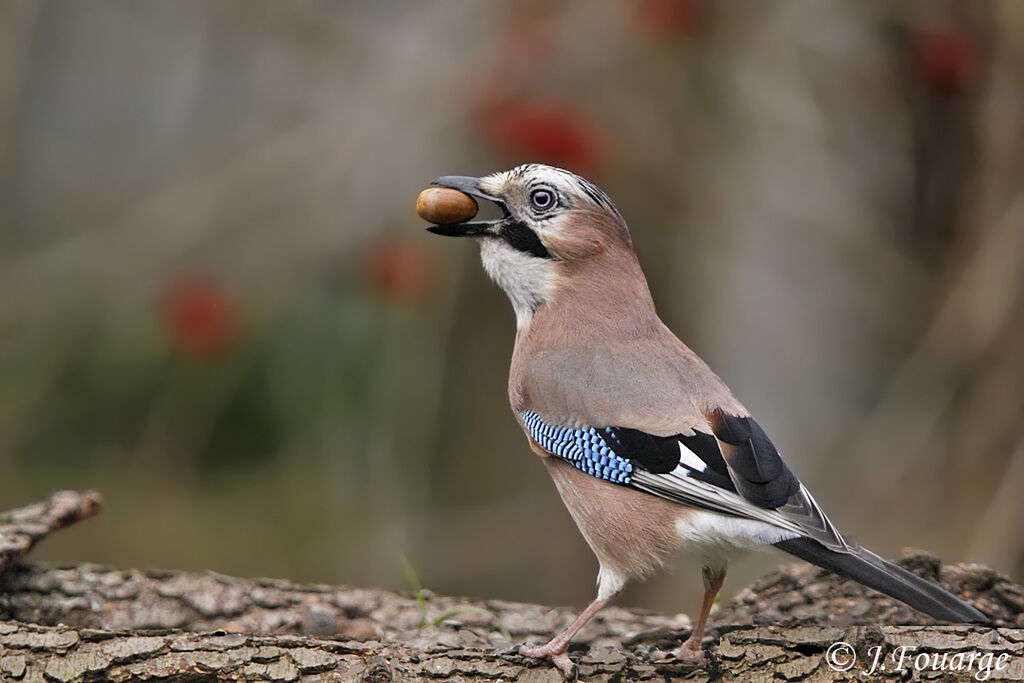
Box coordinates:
[677,442,708,472]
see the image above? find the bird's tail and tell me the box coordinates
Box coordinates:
[774,537,987,623]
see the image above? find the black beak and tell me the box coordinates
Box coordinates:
[426,176,509,237]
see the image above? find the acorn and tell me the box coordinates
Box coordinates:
[416,188,478,225]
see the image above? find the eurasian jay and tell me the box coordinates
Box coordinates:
[424,164,986,677]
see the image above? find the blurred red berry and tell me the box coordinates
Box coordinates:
[478,98,604,176]
[635,0,704,40]
[161,276,238,358]
[914,23,977,95]
[363,236,438,305]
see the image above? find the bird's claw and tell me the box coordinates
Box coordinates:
[495,642,524,657]
[519,643,578,679]
[650,640,708,666]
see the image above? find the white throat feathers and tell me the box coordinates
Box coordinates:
[479,239,556,329]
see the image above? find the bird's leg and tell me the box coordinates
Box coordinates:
[519,591,619,678]
[677,564,726,662]
[654,563,725,665]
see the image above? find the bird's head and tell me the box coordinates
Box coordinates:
[428,164,636,328]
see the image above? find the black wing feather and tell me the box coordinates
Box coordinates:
[603,426,735,491]
[602,428,679,473]
[710,409,800,508]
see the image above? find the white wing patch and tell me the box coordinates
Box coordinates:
[677,442,708,472]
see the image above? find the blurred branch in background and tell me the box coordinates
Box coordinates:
[0,0,1020,616]
[849,0,1024,565]
[0,490,101,571]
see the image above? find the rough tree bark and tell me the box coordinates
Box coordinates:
[0,491,102,573]
[1,492,1021,682]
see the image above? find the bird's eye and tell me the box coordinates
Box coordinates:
[530,188,555,211]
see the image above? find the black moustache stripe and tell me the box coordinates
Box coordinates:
[500,222,553,259]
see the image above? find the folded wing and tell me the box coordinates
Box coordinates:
[521,409,848,551]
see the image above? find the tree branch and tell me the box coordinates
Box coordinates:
[0,491,102,573]
[0,620,1020,682]
[1,491,1022,681]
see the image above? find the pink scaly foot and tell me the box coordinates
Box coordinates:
[652,635,708,666]
[517,591,618,679]
[519,642,578,679]
[652,563,724,668]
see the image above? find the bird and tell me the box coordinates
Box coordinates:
[423,163,987,678]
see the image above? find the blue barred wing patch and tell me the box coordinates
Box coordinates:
[521,411,633,484]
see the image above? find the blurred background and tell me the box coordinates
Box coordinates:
[1,0,1022,614]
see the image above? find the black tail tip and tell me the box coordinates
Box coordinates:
[774,538,991,625]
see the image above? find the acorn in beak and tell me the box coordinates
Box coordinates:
[418,176,510,237]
